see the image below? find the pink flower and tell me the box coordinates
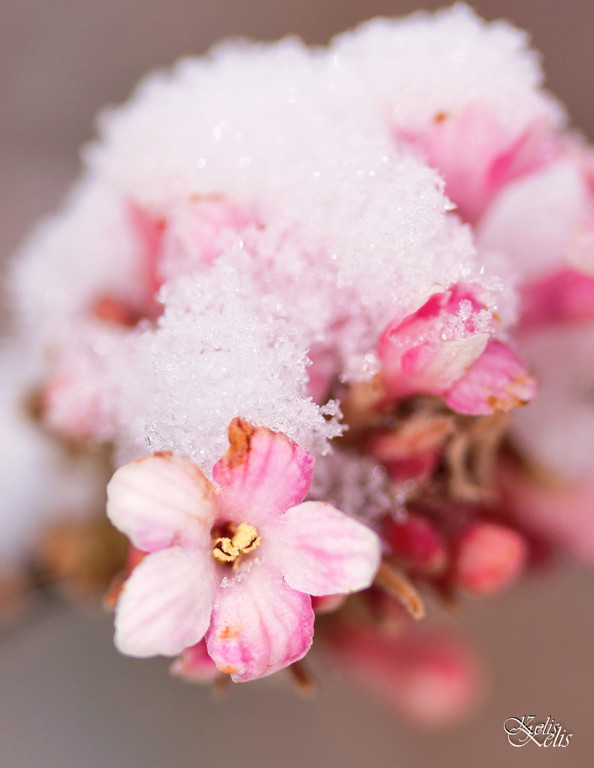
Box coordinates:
[398,104,558,224]
[503,320,594,565]
[377,286,535,415]
[476,145,594,283]
[106,418,381,681]
[43,370,106,440]
[42,345,121,442]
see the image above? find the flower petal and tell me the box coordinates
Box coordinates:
[107,452,215,552]
[520,269,594,328]
[477,159,586,282]
[205,563,314,682]
[278,501,381,595]
[378,285,493,400]
[398,104,556,224]
[170,640,220,683]
[115,546,216,657]
[401,335,489,395]
[212,419,314,525]
[444,340,536,415]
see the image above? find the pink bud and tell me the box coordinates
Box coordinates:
[378,284,493,402]
[383,514,447,574]
[328,623,485,727]
[454,522,527,595]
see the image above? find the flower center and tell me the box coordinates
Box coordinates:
[212,522,261,565]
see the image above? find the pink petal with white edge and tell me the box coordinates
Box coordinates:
[107,453,215,552]
[378,285,493,400]
[213,418,314,526]
[277,501,381,596]
[444,340,536,415]
[401,335,489,394]
[115,546,216,657]
[205,564,314,682]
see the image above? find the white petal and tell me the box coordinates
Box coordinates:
[107,452,215,552]
[277,501,381,596]
[115,547,216,657]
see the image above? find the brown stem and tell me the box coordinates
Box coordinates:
[374,561,425,620]
[288,659,318,697]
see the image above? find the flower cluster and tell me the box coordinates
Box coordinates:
[3,5,594,724]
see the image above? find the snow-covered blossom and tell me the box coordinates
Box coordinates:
[377,283,535,414]
[4,3,594,723]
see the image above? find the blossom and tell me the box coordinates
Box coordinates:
[170,640,219,683]
[397,104,558,225]
[6,4,594,721]
[106,418,381,681]
[378,284,493,401]
[377,284,535,415]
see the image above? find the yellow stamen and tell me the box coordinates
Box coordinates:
[212,522,261,565]
[212,538,239,563]
[232,523,261,553]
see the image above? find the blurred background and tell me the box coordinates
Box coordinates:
[1,1,593,766]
